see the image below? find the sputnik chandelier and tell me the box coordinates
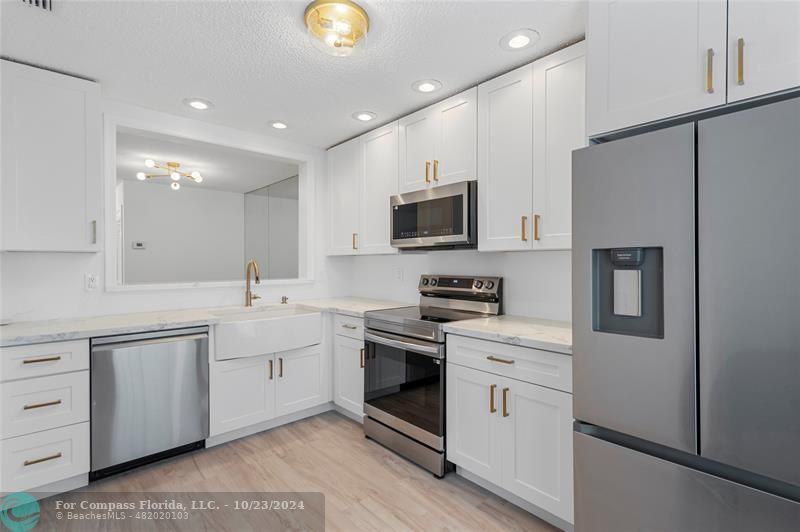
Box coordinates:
[136,159,204,191]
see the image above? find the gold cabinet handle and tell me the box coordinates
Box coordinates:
[521,216,528,242]
[502,387,510,417]
[278,357,283,378]
[342,324,358,330]
[91,220,97,245]
[489,384,497,413]
[425,161,431,183]
[433,159,439,181]
[534,214,541,241]
[22,355,62,364]
[24,452,62,467]
[23,399,62,410]
[706,48,715,94]
[360,348,365,369]
[487,355,515,365]
[737,38,745,85]
[352,233,358,250]
[268,359,273,380]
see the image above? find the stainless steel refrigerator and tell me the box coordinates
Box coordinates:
[572,96,800,531]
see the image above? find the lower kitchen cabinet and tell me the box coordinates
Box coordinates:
[446,340,574,523]
[275,345,323,417]
[333,334,365,418]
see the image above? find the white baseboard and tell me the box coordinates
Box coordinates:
[456,466,573,532]
[331,404,364,424]
[206,402,334,447]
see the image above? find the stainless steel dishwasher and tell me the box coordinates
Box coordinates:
[90,327,209,480]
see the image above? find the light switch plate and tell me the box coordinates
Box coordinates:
[613,269,641,317]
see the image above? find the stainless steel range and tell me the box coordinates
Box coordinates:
[363,274,502,477]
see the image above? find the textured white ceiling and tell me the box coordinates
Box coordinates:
[117,127,298,194]
[1,0,585,148]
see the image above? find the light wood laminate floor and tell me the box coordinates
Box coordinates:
[88,411,558,531]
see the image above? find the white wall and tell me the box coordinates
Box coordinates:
[326,250,572,322]
[244,191,269,273]
[0,101,329,323]
[123,181,244,284]
[267,177,299,279]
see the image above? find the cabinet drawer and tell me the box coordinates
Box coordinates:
[334,314,364,340]
[0,422,89,492]
[447,335,572,393]
[0,371,90,439]
[0,340,89,382]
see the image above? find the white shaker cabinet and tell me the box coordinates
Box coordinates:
[275,345,324,417]
[399,88,477,193]
[727,0,800,103]
[1,60,102,252]
[586,0,727,137]
[328,123,398,256]
[333,334,365,418]
[210,355,275,436]
[477,42,585,252]
[328,138,362,255]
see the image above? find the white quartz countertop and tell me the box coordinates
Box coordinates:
[443,315,572,355]
[0,297,408,347]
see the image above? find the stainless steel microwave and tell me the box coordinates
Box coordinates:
[390,181,477,250]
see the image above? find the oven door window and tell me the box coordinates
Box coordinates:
[392,195,464,240]
[364,341,443,438]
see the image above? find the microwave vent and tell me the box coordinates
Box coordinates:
[22,0,53,11]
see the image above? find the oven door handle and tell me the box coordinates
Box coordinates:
[364,331,444,359]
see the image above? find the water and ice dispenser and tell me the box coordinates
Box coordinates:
[592,247,664,339]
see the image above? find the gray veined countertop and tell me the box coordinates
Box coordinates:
[443,315,572,355]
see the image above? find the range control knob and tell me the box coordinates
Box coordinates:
[430,278,438,286]
[422,278,429,286]
[485,281,495,290]
[474,280,484,289]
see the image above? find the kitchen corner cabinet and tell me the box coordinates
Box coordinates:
[327,122,398,256]
[478,42,585,252]
[398,88,477,193]
[587,0,800,137]
[1,60,101,252]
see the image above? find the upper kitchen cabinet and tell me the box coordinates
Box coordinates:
[478,42,585,252]
[1,60,102,252]
[586,0,727,137]
[727,0,800,103]
[327,122,398,256]
[398,88,477,193]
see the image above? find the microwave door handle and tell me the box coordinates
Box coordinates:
[364,331,444,359]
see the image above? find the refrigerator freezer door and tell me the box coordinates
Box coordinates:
[572,123,696,452]
[698,97,800,485]
[574,432,800,532]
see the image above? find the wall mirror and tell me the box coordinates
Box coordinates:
[113,126,304,286]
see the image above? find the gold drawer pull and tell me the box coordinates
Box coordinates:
[521,216,528,242]
[433,159,439,181]
[23,399,62,410]
[737,38,745,85]
[268,359,273,380]
[342,324,358,330]
[22,355,62,365]
[534,214,541,241]
[489,384,497,413]
[425,161,431,183]
[706,48,715,94]
[278,357,284,378]
[502,387,510,417]
[360,348,365,369]
[24,452,62,467]
[352,233,358,250]
[487,355,515,365]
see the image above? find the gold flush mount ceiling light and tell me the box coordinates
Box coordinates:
[304,0,369,57]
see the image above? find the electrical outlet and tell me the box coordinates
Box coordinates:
[396,268,404,281]
[85,273,99,291]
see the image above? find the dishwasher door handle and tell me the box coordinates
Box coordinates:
[92,333,208,351]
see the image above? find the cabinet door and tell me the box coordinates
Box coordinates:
[446,363,502,485]
[532,42,586,250]
[360,122,399,255]
[275,345,323,417]
[327,138,362,255]
[586,0,727,137]
[333,335,365,417]
[1,60,101,252]
[210,355,274,436]
[433,88,477,186]
[398,108,437,193]
[477,65,534,252]
[727,1,800,103]
[500,379,574,523]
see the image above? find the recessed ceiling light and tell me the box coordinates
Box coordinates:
[271,121,288,130]
[182,98,214,111]
[412,79,442,93]
[352,111,377,122]
[499,29,540,51]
